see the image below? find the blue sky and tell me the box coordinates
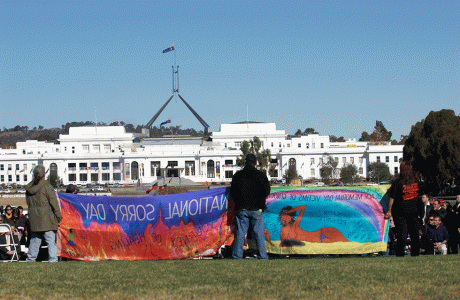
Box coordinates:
[1,0,458,140]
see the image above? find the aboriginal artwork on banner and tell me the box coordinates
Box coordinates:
[58,186,390,261]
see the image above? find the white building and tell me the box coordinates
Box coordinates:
[0,122,403,186]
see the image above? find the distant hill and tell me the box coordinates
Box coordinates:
[0,122,204,148]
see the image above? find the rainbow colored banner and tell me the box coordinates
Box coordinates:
[262,186,390,255]
[58,188,233,261]
[58,186,390,261]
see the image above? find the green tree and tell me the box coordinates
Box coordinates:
[368,162,391,183]
[294,129,302,136]
[330,135,345,142]
[304,128,318,135]
[340,165,358,185]
[359,131,371,142]
[403,109,460,184]
[371,120,392,142]
[319,153,338,184]
[284,166,298,184]
[236,137,271,173]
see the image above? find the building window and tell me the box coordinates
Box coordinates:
[394,167,399,175]
[8,164,12,171]
[16,164,20,170]
[334,157,338,163]
[90,162,99,171]
[82,145,89,152]
[72,146,75,154]
[93,144,100,152]
[287,143,290,148]
[312,143,315,149]
[350,157,354,164]
[102,173,110,181]
[113,173,121,181]
[311,168,315,176]
[224,160,233,165]
[306,143,309,149]
[386,156,389,163]
[310,158,315,165]
[319,158,323,165]
[151,161,161,177]
[68,174,76,182]
[298,143,301,148]
[271,142,274,147]
[394,156,398,162]
[225,170,234,179]
[91,173,99,182]
[104,144,111,152]
[23,164,27,171]
[320,143,324,148]
[235,141,242,148]
[342,157,346,164]
[359,157,363,164]
[0,175,3,182]
[207,160,215,178]
[185,161,195,176]
[8,175,12,182]
[80,173,88,182]
[16,175,20,181]
[0,164,3,171]
[279,142,282,147]
[167,161,178,168]
[359,167,363,174]
[102,162,110,170]
[23,175,27,181]
[376,156,381,163]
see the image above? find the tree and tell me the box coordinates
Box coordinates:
[304,128,318,135]
[340,165,358,185]
[330,135,345,142]
[359,131,371,142]
[294,129,302,136]
[47,174,61,188]
[371,120,392,142]
[319,153,338,184]
[368,162,391,183]
[284,166,298,183]
[236,137,271,173]
[403,109,460,184]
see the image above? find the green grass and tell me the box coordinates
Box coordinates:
[1,255,460,300]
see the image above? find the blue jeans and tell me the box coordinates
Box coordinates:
[27,231,58,262]
[232,209,268,259]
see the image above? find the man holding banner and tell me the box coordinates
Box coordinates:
[230,154,271,259]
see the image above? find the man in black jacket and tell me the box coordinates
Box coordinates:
[230,154,271,259]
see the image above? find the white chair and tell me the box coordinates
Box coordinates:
[0,224,19,262]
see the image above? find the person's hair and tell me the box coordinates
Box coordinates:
[66,184,78,194]
[399,162,418,185]
[33,165,46,184]
[279,206,297,224]
[245,154,257,166]
[4,204,12,213]
[433,199,440,205]
[12,208,19,219]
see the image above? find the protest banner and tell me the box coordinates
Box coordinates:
[58,186,389,260]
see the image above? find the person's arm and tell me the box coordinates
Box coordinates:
[385,198,394,219]
[288,205,306,227]
[47,185,62,223]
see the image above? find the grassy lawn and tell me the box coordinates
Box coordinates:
[1,255,460,299]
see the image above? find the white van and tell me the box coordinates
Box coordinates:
[312,182,325,187]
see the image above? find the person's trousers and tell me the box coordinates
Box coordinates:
[26,231,58,262]
[232,209,268,259]
[393,212,419,257]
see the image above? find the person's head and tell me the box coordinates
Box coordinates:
[279,206,296,225]
[456,194,460,204]
[433,199,441,210]
[442,201,450,210]
[17,206,23,216]
[432,215,442,228]
[12,208,19,219]
[33,165,46,184]
[4,205,12,215]
[399,162,418,185]
[421,194,430,205]
[245,154,257,166]
[66,184,78,194]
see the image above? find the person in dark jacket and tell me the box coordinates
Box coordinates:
[25,165,62,262]
[386,162,420,257]
[230,154,271,259]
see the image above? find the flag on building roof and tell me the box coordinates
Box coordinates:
[146,182,158,194]
[160,118,171,127]
[162,44,175,53]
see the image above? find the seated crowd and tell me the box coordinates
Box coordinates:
[0,204,29,260]
[388,193,460,256]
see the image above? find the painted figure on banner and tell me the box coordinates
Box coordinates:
[277,205,348,247]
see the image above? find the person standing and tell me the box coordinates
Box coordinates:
[385,162,420,257]
[25,165,62,262]
[230,154,271,259]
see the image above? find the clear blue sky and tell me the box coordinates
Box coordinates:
[1,0,458,140]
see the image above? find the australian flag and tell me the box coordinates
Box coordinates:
[162,44,175,53]
[160,118,171,126]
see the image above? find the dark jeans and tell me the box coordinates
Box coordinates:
[393,212,419,256]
